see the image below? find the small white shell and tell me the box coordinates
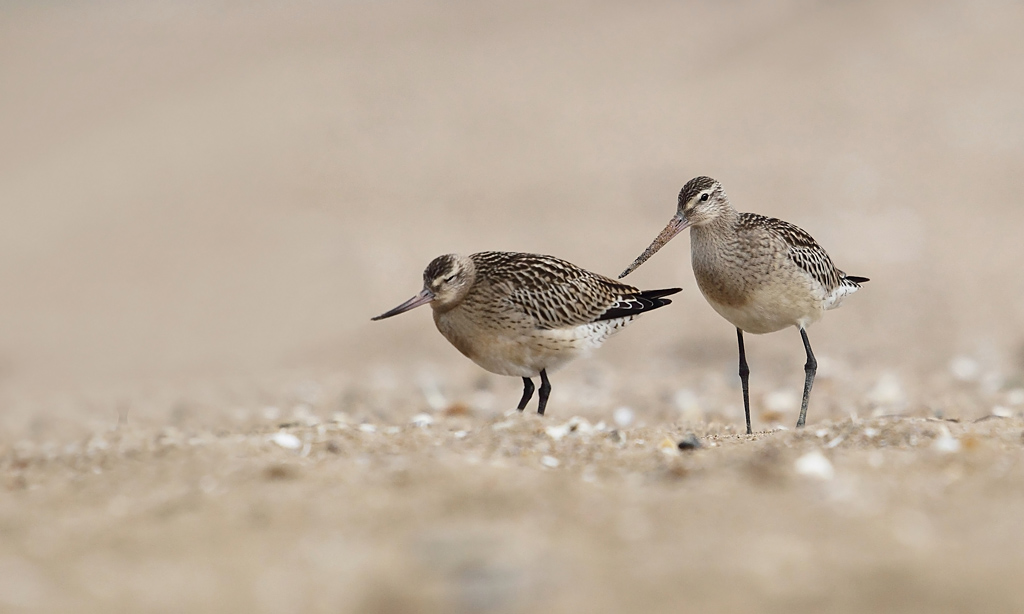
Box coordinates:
[410,413,434,427]
[795,451,834,480]
[613,407,635,428]
[269,432,301,450]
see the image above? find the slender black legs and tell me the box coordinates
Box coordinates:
[736,328,752,435]
[735,327,817,432]
[796,327,817,429]
[517,377,535,411]
[537,369,551,416]
[517,370,551,415]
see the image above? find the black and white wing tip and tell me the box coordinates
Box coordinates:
[596,288,682,322]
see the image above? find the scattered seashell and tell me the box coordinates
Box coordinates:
[658,437,679,456]
[452,430,469,439]
[545,423,572,441]
[269,432,301,450]
[993,406,1013,418]
[613,407,635,428]
[541,455,560,469]
[358,424,377,434]
[825,435,845,449]
[568,416,594,435]
[410,413,434,427]
[932,426,961,454]
[795,451,834,480]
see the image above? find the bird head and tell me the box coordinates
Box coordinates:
[619,176,729,278]
[371,254,476,320]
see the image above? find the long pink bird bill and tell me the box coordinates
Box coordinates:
[371,288,435,320]
[618,213,690,279]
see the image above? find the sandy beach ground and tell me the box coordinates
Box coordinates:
[2,1,1024,611]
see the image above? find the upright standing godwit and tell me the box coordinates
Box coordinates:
[619,176,868,433]
[373,252,681,415]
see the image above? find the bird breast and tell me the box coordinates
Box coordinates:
[690,227,823,334]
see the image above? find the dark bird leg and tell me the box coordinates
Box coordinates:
[517,377,535,411]
[796,328,817,429]
[737,328,752,435]
[537,369,552,416]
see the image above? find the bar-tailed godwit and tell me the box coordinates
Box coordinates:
[620,176,868,433]
[373,252,681,415]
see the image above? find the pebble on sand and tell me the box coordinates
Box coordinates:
[677,434,702,451]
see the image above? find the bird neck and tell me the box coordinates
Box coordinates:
[689,206,745,272]
[690,203,741,239]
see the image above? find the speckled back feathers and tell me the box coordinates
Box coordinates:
[469,252,679,330]
[738,213,867,294]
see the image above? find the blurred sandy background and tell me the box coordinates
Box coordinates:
[2,1,1024,612]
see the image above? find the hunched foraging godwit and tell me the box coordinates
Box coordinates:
[619,176,868,433]
[373,252,681,415]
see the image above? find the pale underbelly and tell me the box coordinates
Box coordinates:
[702,285,823,334]
[435,314,635,377]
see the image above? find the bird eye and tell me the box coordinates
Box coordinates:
[443,274,457,284]
[700,193,710,202]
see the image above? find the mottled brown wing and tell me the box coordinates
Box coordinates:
[471,252,659,330]
[742,214,841,293]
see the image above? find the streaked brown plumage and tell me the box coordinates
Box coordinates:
[373,252,680,415]
[620,176,868,432]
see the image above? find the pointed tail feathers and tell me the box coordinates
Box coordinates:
[597,288,682,321]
